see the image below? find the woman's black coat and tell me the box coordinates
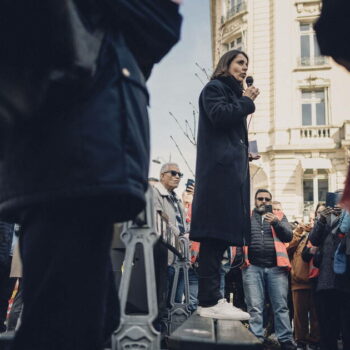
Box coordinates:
[190,77,255,246]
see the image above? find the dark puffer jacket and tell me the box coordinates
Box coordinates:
[0,221,14,266]
[248,209,292,268]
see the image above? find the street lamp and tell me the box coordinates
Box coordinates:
[152,154,171,165]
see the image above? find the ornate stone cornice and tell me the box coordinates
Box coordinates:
[295,0,321,18]
[222,16,246,38]
[297,75,330,88]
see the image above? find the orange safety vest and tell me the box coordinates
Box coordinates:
[243,211,291,270]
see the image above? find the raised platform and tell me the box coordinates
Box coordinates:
[168,313,262,350]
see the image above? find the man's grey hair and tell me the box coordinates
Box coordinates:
[160,162,180,176]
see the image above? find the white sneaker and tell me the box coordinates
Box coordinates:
[198,299,250,320]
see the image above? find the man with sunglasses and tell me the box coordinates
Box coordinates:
[242,189,295,350]
[153,163,187,308]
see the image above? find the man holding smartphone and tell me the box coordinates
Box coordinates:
[242,189,296,350]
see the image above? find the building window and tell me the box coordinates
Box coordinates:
[229,36,243,50]
[226,0,246,20]
[299,23,325,66]
[303,169,329,207]
[301,89,327,126]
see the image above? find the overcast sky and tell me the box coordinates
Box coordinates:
[147,0,211,192]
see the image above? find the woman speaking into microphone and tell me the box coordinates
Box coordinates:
[190,50,259,319]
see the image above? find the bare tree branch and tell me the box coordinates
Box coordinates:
[194,72,205,86]
[170,136,195,177]
[169,112,196,146]
[195,62,211,81]
[185,120,195,142]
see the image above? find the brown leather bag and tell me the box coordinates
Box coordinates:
[291,236,311,284]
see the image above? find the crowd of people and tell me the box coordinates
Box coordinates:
[149,164,350,350]
[1,162,350,350]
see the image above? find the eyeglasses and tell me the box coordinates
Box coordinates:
[257,197,271,202]
[163,170,183,178]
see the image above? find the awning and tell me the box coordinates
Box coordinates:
[300,158,332,170]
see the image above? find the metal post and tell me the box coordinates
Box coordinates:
[166,235,191,335]
[111,188,161,350]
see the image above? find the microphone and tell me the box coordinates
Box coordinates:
[246,76,254,87]
[246,76,254,131]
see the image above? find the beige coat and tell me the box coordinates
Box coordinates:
[10,242,22,278]
[152,182,186,264]
[152,182,186,235]
[287,229,312,291]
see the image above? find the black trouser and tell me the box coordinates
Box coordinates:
[12,200,119,350]
[224,268,246,310]
[314,289,350,350]
[197,238,228,307]
[0,257,16,332]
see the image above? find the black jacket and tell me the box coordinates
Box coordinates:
[248,209,292,268]
[309,216,350,293]
[0,221,14,266]
[0,2,182,223]
[190,77,255,245]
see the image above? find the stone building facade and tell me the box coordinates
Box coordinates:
[210,0,350,220]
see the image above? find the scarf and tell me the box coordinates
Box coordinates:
[215,75,243,97]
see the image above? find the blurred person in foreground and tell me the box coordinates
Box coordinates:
[309,193,350,350]
[0,1,182,349]
[0,222,16,333]
[190,49,259,320]
[314,0,350,72]
[242,189,296,350]
[314,1,350,209]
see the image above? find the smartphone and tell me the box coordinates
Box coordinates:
[248,140,259,157]
[265,204,273,213]
[186,179,195,191]
[325,192,337,208]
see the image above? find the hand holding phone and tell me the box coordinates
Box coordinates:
[186,179,195,193]
[319,207,332,223]
[325,192,337,208]
[265,212,278,223]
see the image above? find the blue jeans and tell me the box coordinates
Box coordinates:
[188,266,226,312]
[167,265,184,306]
[242,265,293,343]
[188,268,199,312]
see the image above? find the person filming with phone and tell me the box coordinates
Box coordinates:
[242,189,296,350]
[309,190,350,350]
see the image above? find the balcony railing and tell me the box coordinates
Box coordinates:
[222,1,247,23]
[288,126,340,146]
[298,56,327,67]
[300,127,330,139]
